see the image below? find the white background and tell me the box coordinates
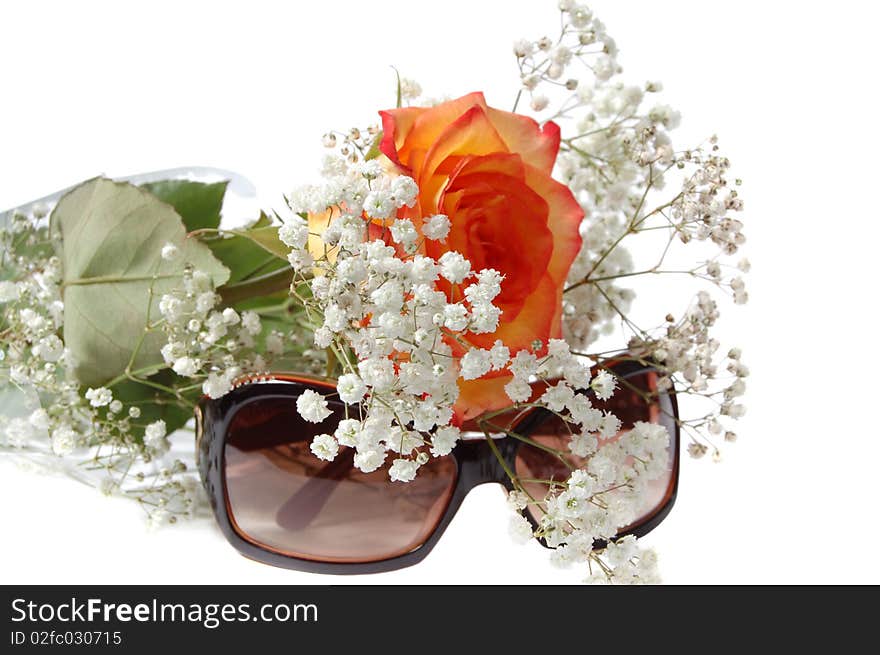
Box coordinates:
[1,0,878,584]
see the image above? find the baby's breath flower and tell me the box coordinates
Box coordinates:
[296,389,332,423]
[460,349,492,380]
[508,513,534,544]
[310,433,339,461]
[591,370,616,400]
[399,78,422,100]
[203,372,232,399]
[388,458,419,483]
[390,176,419,208]
[354,448,385,473]
[85,387,112,408]
[438,251,471,284]
[144,420,169,453]
[422,214,451,241]
[51,426,77,456]
[337,373,367,405]
[278,217,309,249]
[430,425,460,457]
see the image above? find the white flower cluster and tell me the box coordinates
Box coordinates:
[0,207,203,526]
[507,418,670,584]
[281,142,670,577]
[0,1,752,586]
[514,2,620,113]
[156,267,292,398]
[512,4,749,468]
[283,158,633,484]
[315,125,383,170]
[283,161,525,478]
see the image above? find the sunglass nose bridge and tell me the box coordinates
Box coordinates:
[457,437,518,488]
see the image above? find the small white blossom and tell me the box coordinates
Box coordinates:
[460,348,492,380]
[390,219,419,248]
[468,301,502,334]
[508,512,534,544]
[337,373,367,404]
[390,176,419,208]
[358,358,396,391]
[438,251,471,284]
[241,311,261,336]
[222,308,240,325]
[364,189,395,219]
[509,350,538,379]
[323,304,348,332]
[422,214,451,241]
[334,419,361,448]
[505,378,532,403]
[358,160,383,179]
[354,448,386,473]
[265,331,285,356]
[51,426,77,456]
[85,387,112,408]
[32,334,64,362]
[310,434,339,461]
[592,370,617,400]
[389,458,419,482]
[296,389,332,423]
[489,341,510,370]
[203,372,232,399]
[279,216,310,249]
[513,38,534,58]
[144,420,168,453]
[506,490,529,511]
[599,412,621,439]
[172,356,201,377]
[399,78,422,100]
[442,303,469,332]
[430,425,460,456]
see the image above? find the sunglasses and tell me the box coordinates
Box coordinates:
[195,359,680,574]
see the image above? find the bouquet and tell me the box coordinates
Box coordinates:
[0,1,748,583]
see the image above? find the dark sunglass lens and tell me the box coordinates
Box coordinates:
[514,369,676,533]
[223,388,457,563]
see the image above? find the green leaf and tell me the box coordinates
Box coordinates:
[141,179,228,232]
[51,178,230,388]
[365,131,383,160]
[208,236,284,285]
[200,213,289,285]
[227,222,288,259]
[111,370,195,441]
[218,266,294,305]
[393,66,402,108]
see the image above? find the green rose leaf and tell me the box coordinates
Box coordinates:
[141,179,228,232]
[228,221,289,260]
[205,211,289,284]
[51,177,230,387]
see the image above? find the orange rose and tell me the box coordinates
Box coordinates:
[379,92,584,421]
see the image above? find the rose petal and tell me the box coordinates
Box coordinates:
[380,92,490,172]
[379,105,425,171]
[454,371,514,422]
[486,107,562,173]
[523,164,585,288]
[417,105,509,206]
[436,154,554,307]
